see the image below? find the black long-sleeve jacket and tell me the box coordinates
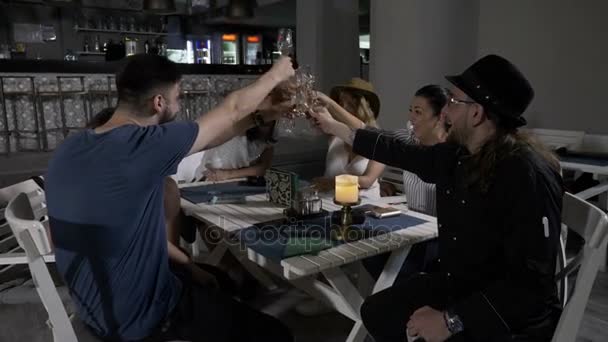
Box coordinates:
[353,128,563,341]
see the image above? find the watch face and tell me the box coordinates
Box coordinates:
[448,315,464,334]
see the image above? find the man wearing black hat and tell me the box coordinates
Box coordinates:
[310,55,563,342]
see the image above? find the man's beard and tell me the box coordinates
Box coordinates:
[159,107,177,124]
[446,123,471,146]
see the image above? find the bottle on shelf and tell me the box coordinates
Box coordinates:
[129,17,136,32]
[72,13,81,30]
[108,16,116,31]
[97,17,105,31]
[119,17,127,31]
[155,38,166,56]
[83,36,90,52]
[102,38,112,53]
[125,37,137,56]
[118,37,125,55]
[94,35,100,52]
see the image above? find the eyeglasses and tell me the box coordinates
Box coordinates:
[448,97,476,106]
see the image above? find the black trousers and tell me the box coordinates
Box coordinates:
[361,273,464,342]
[361,273,544,342]
[143,266,293,342]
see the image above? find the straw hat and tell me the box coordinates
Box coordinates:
[330,77,380,118]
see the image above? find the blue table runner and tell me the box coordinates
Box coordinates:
[237,207,428,262]
[180,181,267,204]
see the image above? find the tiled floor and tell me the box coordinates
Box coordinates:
[1,271,607,341]
[576,271,608,342]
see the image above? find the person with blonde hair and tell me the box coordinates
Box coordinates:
[313,78,385,200]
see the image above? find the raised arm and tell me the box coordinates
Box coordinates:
[202,100,291,150]
[310,107,454,184]
[189,57,295,154]
[316,91,366,129]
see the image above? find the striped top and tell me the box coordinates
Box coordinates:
[392,129,437,216]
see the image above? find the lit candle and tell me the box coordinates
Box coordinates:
[335,175,359,203]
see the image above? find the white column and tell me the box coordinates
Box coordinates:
[296,0,359,93]
[370,0,480,129]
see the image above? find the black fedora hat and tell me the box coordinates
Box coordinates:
[445,54,534,128]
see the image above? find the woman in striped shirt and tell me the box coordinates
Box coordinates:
[399,84,450,216]
[320,84,449,214]
[363,85,450,283]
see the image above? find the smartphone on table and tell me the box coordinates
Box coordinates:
[365,205,402,219]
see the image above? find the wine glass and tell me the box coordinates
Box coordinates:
[277,28,293,56]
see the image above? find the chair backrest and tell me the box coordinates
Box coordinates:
[1,179,46,281]
[527,128,585,151]
[552,192,608,342]
[381,166,405,193]
[5,193,78,342]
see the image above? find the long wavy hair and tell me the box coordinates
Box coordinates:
[467,112,560,192]
[340,90,377,128]
[357,96,377,128]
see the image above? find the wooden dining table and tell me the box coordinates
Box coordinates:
[180,180,438,342]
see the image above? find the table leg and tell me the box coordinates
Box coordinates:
[204,244,228,266]
[227,244,278,291]
[356,261,375,297]
[318,246,412,342]
[373,246,411,294]
[597,177,608,211]
[599,186,608,272]
[345,321,368,342]
[186,216,279,290]
[322,267,368,342]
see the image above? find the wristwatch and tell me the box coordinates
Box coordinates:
[444,309,464,335]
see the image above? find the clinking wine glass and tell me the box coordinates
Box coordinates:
[277,28,293,56]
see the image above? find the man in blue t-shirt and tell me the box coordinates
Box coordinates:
[45,54,294,341]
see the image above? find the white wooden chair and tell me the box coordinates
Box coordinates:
[1,179,51,282]
[552,192,608,342]
[5,192,78,342]
[5,189,189,342]
[527,128,585,151]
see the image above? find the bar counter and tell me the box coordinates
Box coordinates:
[0,60,270,155]
[0,59,271,75]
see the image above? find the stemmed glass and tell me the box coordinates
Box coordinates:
[277,28,294,56]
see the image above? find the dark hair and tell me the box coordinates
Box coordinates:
[86,107,115,129]
[468,115,560,192]
[414,85,449,116]
[116,54,181,110]
[246,121,277,144]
